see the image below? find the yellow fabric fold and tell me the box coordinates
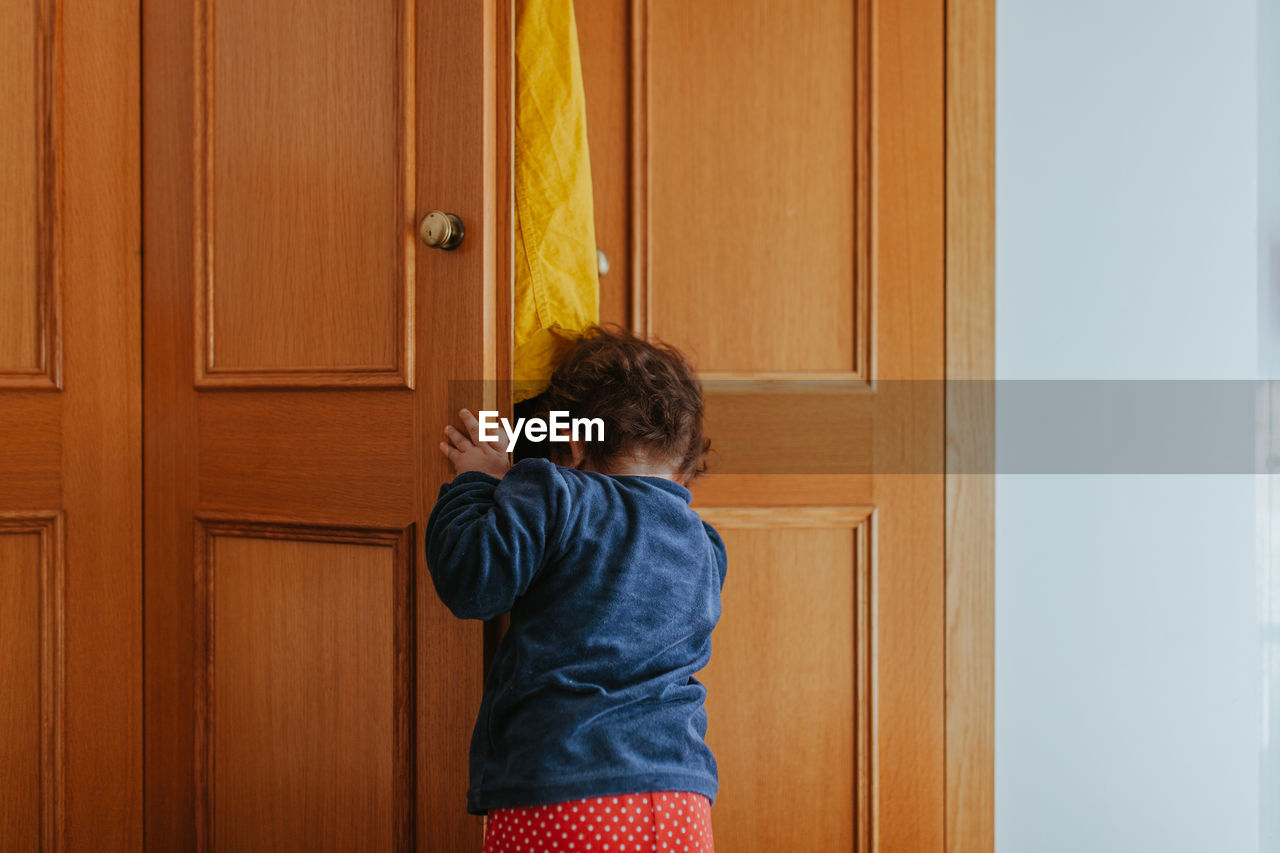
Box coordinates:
[513,0,600,403]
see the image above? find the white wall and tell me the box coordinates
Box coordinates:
[996,1,1266,850]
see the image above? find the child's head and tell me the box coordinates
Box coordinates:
[542,326,709,483]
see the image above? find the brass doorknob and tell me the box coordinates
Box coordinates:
[419,210,465,250]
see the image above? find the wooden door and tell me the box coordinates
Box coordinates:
[578,0,946,849]
[0,1,142,849]
[142,0,509,849]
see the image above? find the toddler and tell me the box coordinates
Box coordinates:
[426,326,725,853]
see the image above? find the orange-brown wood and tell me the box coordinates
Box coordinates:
[0,0,61,388]
[0,0,39,372]
[575,0,632,327]
[0,513,64,852]
[145,0,506,847]
[60,0,144,843]
[415,0,508,846]
[644,0,867,379]
[481,0,516,678]
[627,0,649,334]
[690,475,875,508]
[198,392,415,523]
[0,530,42,850]
[0,396,60,509]
[945,0,996,850]
[194,521,414,852]
[697,382,945,477]
[196,0,415,387]
[580,0,947,848]
[871,1,947,849]
[698,511,873,852]
[0,0,985,847]
[142,0,205,841]
[0,0,141,848]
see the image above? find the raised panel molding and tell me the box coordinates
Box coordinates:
[0,0,62,390]
[696,506,875,851]
[193,518,414,851]
[193,0,416,388]
[0,511,65,851]
[630,0,871,384]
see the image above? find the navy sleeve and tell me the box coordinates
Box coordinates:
[425,459,572,620]
[703,520,727,589]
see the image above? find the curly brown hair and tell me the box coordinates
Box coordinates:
[539,325,710,483]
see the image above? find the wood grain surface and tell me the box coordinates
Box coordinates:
[0,1,142,848]
[194,522,414,852]
[945,0,996,850]
[0,1,989,848]
[0,0,60,387]
[145,0,506,848]
[196,0,414,387]
[0,513,63,852]
[579,1,948,848]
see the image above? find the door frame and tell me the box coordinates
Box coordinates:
[944,0,995,850]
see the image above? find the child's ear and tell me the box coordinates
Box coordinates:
[568,440,586,469]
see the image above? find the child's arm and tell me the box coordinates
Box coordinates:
[425,457,571,620]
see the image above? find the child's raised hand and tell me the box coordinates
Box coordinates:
[439,408,511,480]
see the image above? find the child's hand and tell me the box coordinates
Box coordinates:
[439,408,511,480]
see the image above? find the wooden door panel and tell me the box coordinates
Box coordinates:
[0,0,38,370]
[0,0,58,386]
[0,0,39,373]
[699,513,872,853]
[198,0,414,385]
[0,534,41,850]
[0,519,59,851]
[646,0,866,378]
[196,523,412,851]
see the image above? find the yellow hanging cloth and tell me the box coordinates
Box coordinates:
[513,0,600,403]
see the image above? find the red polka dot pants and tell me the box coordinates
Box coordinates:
[482,791,714,853]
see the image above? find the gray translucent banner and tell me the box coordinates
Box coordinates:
[988,380,1273,475]
[446,380,1280,475]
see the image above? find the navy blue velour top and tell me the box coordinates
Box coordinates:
[425,458,727,815]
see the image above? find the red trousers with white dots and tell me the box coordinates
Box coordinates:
[482,791,714,853]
